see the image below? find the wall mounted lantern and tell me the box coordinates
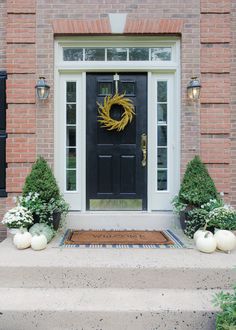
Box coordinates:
[35,77,50,100]
[187,77,201,101]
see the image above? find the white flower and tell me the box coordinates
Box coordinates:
[2,206,33,228]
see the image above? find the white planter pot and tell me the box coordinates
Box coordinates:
[7,228,24,237]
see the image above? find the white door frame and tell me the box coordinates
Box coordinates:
[54,37,181,211]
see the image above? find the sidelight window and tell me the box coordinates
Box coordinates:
[157,81,168,191]
[66,81,77,191]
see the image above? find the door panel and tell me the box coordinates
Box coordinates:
[86,73,147,210]
[120,155,136,193]
[98,155,113,193]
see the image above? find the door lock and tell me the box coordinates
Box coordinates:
[141,133,147,167]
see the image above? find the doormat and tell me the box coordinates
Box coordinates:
[59,229,186,249]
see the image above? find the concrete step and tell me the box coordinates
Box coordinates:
[0,238,235,289]
[66,211,177,230]
[0,287,220,330]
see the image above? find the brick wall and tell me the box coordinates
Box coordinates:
[0,0,37,241]
[0,0,235,241]
[36,0,201,166]
[231,1,236,206]
[0,1,7,71]
[200,0,232,201]
[5,0,37,193]
[34,0,234,205]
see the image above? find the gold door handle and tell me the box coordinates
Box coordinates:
[141,133,147,167]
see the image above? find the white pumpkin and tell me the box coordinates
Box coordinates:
[13,230,32,250]
[31,234,47,251]
[214,230,236,253]
[196,232,217,253]
[194,229,213,243]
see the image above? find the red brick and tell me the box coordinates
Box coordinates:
[6,164,32,193]
[200,138,230,164]
[6,134,36,163]
[6,74,36,104]
[53,18,111,35]
[207,164,230,194]
[201,14,231,43]
[201,74,230,104]
[200,104,230,134]
[52,18,184,35]
[201,45,231,73]
[0,198,6,221]
[6,44,36,74]
[125,19,183,34]
[201,0,231,13]
[7,0,36,14]
[6,194,18,210]
[0,1,7,70]
[6,14,36,43]
[7,104,36,134]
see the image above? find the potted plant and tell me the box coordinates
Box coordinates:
[17,192,45,224]
[172,155,219,231]
[183,199,223,238]
[2,205,33,235]
[206,205,236,232]
[22,156,69,230]
[43,197,69,230]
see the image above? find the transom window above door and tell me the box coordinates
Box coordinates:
[63,47,172,62]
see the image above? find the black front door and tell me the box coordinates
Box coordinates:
[86,73,147,210]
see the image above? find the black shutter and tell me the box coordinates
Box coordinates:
[0,71,7,197]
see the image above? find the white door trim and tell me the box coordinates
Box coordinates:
[54,38,181,211]
[148,72,180,210]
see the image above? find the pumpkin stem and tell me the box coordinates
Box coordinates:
[204,232,210,238]
[20,226,26,234]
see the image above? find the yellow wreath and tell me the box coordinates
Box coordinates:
[97,93,135,132]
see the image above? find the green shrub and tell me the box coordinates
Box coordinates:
[178,156,218,207]
[182,199,225,238]
[23,156,60,203]
[213,286,236,330]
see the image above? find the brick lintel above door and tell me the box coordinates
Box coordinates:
[52,16,184,36]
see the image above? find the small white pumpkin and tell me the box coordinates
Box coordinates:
[31,234,47,251]
[196,232,217,253]
[13,229,32,250]
[194,229,213,243]
[214,230,236,253]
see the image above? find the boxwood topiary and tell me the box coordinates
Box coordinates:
[178,155,218,208]
[23,156,60,203]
